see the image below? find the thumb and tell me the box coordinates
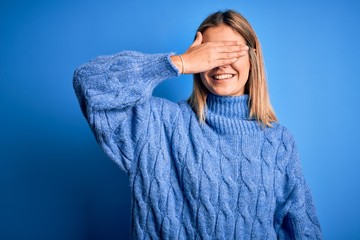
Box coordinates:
[189,32,202,48]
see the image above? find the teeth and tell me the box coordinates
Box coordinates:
[213,74,234,80]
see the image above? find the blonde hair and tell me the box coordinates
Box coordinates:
[188,10,278,127]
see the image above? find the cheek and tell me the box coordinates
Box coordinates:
[200,72,209,84]
[232,57,250,74]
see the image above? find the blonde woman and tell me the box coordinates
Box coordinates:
[73,10,322,239]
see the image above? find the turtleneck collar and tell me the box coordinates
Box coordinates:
[205,93,262,135]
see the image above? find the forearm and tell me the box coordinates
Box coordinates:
[73,51,180,112]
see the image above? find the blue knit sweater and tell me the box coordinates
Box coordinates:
[73,51,322,239]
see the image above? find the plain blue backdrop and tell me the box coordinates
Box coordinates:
[1,0,360,239]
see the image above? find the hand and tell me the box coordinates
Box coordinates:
[171,32,249,74]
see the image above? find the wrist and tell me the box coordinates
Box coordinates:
[170,55,185,74]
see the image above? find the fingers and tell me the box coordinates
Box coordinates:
[182,38,249,74]
[204,42,249,60]
[204,43,248,70]
[210,44,249,62]
[210,43,249,52]
[206,41,247,48]
[216,51,248,60]
[215,57,241,66]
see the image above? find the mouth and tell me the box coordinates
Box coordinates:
[211,73,235,80]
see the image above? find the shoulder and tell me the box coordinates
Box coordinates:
[147,97,182,116]
[176,100,198,121]
[263,122,296,148]
[176,100,193,112]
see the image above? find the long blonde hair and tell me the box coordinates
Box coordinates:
[188,10,277,127]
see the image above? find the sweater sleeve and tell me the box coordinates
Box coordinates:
[73,51,180,173]
[274,128,322,239]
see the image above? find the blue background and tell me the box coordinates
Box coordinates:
[1,0,359,239]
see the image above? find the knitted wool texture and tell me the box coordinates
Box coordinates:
[73,51,322,239]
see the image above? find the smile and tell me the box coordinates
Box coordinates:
[212,74,235,80]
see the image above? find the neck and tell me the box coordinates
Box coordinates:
[205,93,262,135]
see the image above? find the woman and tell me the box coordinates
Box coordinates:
[73,10,322,239]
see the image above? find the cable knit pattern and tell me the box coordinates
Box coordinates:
[73,51,322,239]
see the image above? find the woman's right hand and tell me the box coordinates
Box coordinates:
[171,32,249,74]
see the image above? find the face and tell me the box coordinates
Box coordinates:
[200,24,250,96]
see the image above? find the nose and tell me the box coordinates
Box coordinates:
[214,65,230,70]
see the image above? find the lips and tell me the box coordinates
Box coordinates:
[212,73,235,80]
